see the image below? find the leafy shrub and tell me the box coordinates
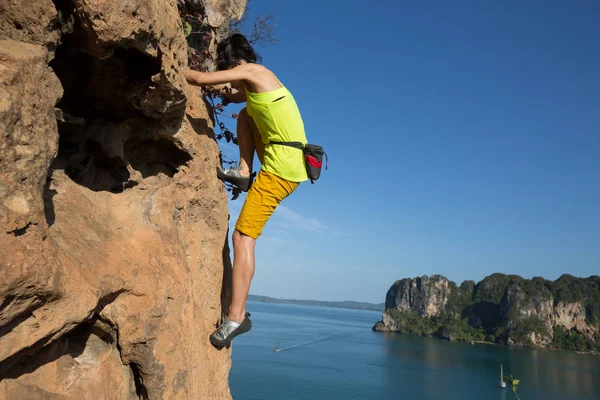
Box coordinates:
[445,281,475,317]
[508,316,549,345]
[551,326,597,352]
[386,309,439,336]
[473,273,515,304]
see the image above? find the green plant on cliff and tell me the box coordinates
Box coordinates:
[178,0,278,71]
[177,0,212,71]
[553,274,589,303]
[386,309,486,342]
[229,0,278,47]
[507,316,549,345]
[583,276,599,327]
[444,280,475,317]
[503,376,522,400]
[473,273,515,304]
[551,326,598,352]
[176,0,278,199]
[433,316,485,342]
[552,275,600,327]
[517,276,553,301]
[386,309,439,336]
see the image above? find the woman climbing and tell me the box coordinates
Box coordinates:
[185,34,308,347]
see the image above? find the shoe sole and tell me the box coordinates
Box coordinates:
[216,168,255,192]
[210,317,252,348]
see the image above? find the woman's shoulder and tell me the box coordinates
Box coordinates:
[243,64,282,93]
[240,63,270,74]
[239,63,275,81]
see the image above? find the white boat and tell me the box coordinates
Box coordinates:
[500,364,506,388]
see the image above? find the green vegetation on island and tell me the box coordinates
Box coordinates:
[375,274,600,353]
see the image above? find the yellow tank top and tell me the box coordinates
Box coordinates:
[245,83,308,183]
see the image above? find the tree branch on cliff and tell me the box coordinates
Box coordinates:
[229,0,278,46]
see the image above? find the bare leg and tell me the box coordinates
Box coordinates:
[236,108,261,176]
[226,109,264,322]
[228,229,256,322]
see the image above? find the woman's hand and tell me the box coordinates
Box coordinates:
[223,87,247,104]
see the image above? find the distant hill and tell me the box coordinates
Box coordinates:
[374,273,600,354]
[248,294,385,312]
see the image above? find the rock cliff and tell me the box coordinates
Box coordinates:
[385,275,452,318]
[0,0,246,398]
[374,274,600,353]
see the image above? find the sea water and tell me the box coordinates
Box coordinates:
[229,302,600,400]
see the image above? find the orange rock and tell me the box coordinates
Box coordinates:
[0,0,246,398]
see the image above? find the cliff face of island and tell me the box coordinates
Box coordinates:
[374,274,600,353]
[1,0,246,398]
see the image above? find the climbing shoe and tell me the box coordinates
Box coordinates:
[210,313,252,348]
[216,165,255,192]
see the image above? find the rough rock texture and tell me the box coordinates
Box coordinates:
[0,0,61,47]
[380,312,400,332]
[553,302,593,336]
[188,0,246,29]
[385,275,451,318]
[375,274,600,352]
[502,280,555,345]
[1,0,245,398]
[182,0,246,72]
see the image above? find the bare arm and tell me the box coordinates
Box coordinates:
[184,63,281,94]
[185,64,257,87]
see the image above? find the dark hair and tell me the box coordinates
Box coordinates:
[216,34,261,70]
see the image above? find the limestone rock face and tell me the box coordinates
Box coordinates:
[502,280,556,345]
[553,302,594,337]
[187,0,246,28]
[0,0,243,398]
[385,275,451,318]
[375,273,600,352]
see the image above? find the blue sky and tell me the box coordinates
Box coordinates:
[218,0,600,303]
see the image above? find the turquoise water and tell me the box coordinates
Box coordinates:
[229,302,600,400]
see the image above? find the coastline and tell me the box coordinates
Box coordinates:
[374,327,600,356]
[247,295,385,312]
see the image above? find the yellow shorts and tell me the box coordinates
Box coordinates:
[235,170,299,239]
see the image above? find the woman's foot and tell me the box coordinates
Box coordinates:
[216,165,255,192]
[210,313,252,348]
